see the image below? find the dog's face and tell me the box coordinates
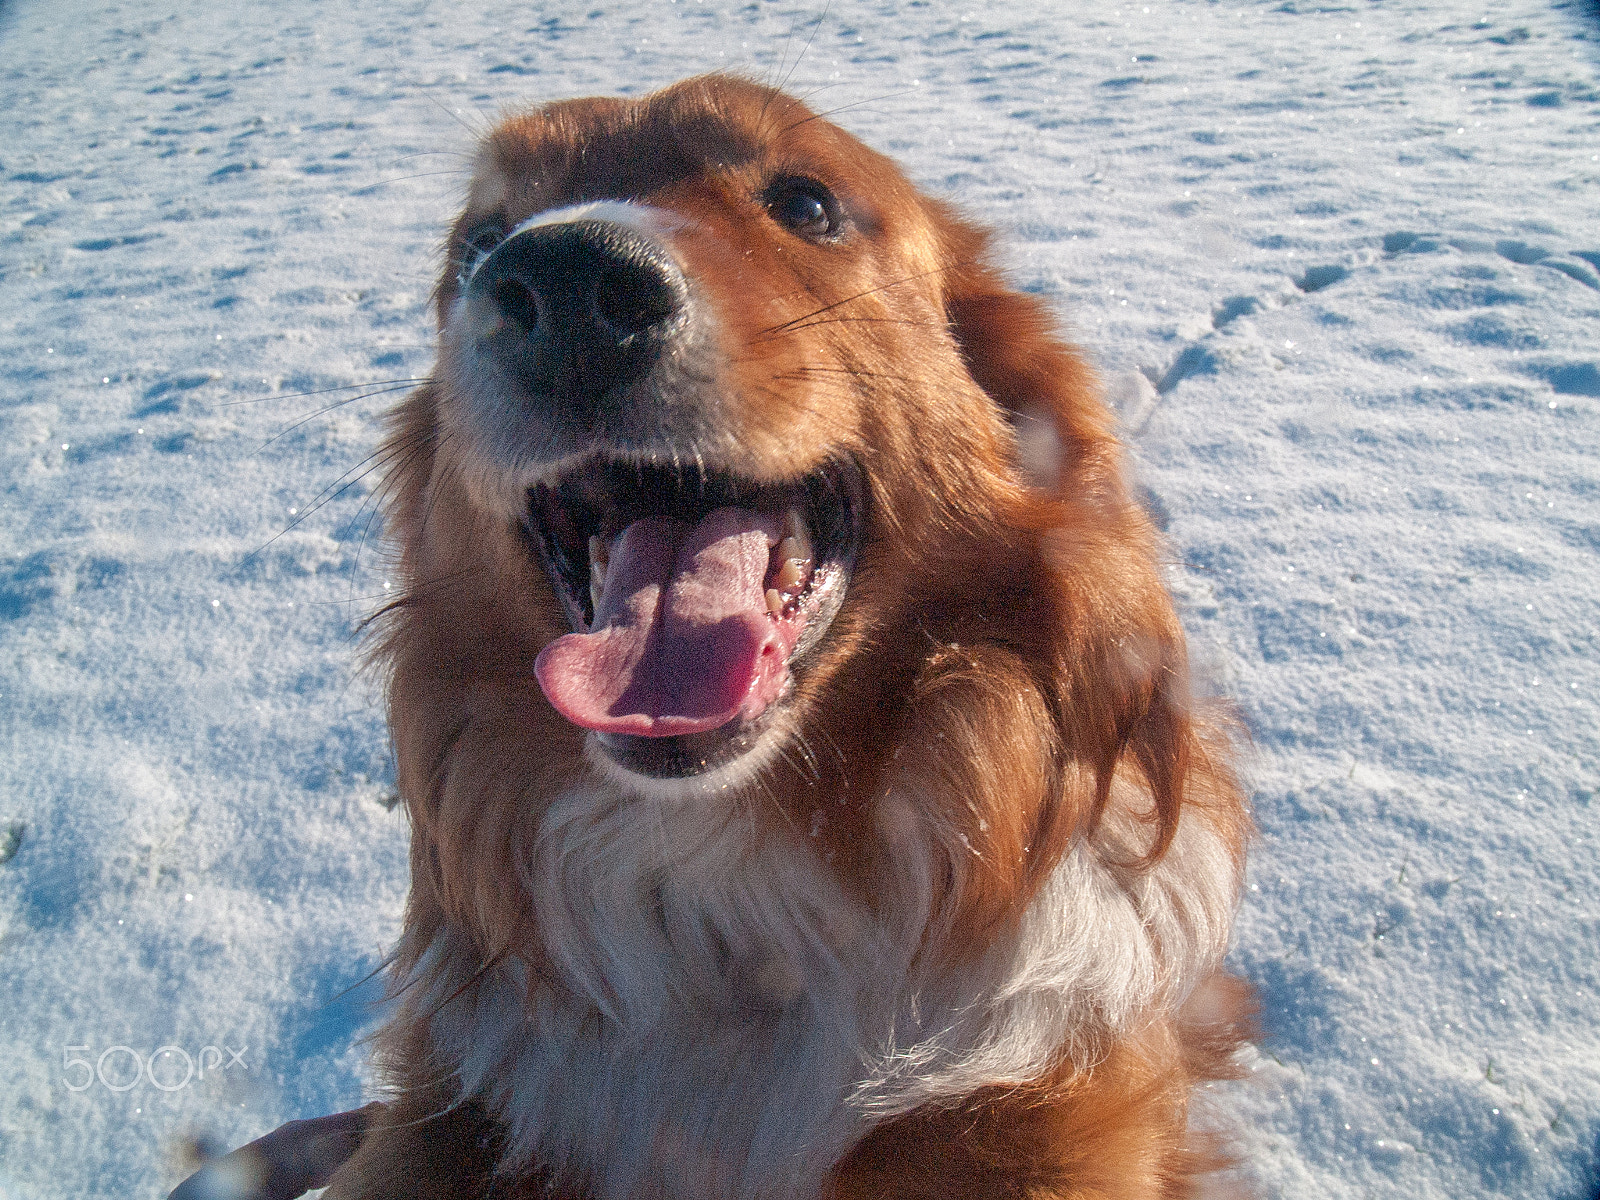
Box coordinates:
[381,74,1195,955]
[408,77,1059,786]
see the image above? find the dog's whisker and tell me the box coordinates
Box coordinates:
[769,316,944,337]
[238,432,431,570]
[414,82,496,140]
[759,265,957,337]
[779,89,920,135]
[387,149,475,165]
[411,429,462,546]
[255,383,422,451]
[364,550,455,631]
[345,439,431,604]
[774,0,833,99]
[367,168,475,190]
[220,377,430,408]
[773,367,917,382]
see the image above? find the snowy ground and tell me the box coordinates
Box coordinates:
[1,0,1596,1196]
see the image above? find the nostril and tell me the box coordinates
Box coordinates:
[493,276,541,331]
[592,262,679,338]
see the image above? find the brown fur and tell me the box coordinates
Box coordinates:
[330,74,1252,1199]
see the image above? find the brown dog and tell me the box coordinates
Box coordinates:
[318,74,1252,1199]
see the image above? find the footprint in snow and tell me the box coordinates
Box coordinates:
[135,372,218,417]
[1384,230,1600,290]
[1126,230,1598,423]
[1121,279,1307,423]
[1384,233,1600,397]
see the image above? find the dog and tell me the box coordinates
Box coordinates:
[305,73,1253,1199]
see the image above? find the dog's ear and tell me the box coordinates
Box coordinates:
[932,203,1115,497]
[933,203,1224,871]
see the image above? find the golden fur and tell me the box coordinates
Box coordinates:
[327,74,1253,1200]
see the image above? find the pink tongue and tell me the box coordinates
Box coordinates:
[534,508,801,737]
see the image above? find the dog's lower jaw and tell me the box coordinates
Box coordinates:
[581,715,796,801]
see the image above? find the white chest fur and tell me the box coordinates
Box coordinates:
[413,771,1238,1200]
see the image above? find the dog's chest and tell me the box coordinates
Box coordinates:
[417,778,1239,1200]
[451,982,870,1200]
[431,783,897,1200]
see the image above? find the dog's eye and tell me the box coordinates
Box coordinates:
[764,179,842,240]
[458,219,508,281]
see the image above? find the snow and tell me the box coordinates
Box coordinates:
[1,0,1596,1197]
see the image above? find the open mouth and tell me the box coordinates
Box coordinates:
[525,457,860,778]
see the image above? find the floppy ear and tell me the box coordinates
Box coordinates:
[934,204,1229,870]
[932,203,1117,498]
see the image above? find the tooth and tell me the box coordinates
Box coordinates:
[766,588,785,616]
[775,536,809,566]
[774,558,805,590]
[781,511,813,561]
[588,535,608,613]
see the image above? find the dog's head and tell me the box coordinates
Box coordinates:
[379,75,1221,955]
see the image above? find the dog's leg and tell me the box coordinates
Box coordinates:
[320,1097,504,1200]
[168,1104,384,1200]
[321,1094,600,1200]
[830,1006,1251,1200]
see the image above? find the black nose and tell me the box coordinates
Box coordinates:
[468,219,688,408]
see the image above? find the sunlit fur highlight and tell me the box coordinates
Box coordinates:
[328,74,1253,1200]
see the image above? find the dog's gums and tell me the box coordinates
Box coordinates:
[321,74,1253,1200]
